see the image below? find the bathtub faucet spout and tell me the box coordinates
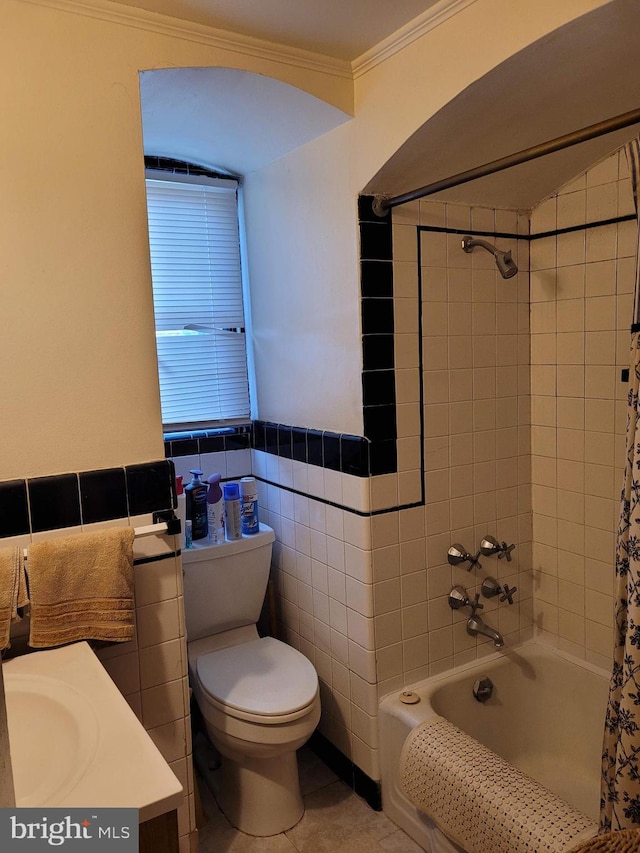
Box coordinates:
[466,614,504,648]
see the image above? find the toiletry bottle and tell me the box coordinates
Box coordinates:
[185,469,208,540]
[207,473,225,544]
[223,483,242,541]
[175,475,187,550]
[239,476,259,535]
[185,519,193,549]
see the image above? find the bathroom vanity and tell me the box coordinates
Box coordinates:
[2,642,183,850]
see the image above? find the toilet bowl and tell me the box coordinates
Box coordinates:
[182,524,321,836]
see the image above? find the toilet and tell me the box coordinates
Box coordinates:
[182,523,321,836]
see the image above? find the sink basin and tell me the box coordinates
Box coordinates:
[5,673,100,806]
[2,642,183,820]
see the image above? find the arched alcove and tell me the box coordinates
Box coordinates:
[364,0,640,210]
[139,66,351,175]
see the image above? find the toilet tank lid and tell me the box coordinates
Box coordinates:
[181,523,274,563]
[196,637,318,716]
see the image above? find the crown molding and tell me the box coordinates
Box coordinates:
[352,0,477,78]
[21,0,353,80]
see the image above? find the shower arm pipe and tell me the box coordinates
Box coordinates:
[373,106,640,215]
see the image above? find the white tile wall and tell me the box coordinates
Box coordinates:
[98,533,194,849]
[530,147,635,668]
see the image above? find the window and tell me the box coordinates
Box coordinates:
[144,169,250,429]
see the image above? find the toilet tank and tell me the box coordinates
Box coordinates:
[181,524,275,642]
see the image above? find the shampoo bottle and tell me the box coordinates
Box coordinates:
[207,473,225,544]
[185,469,208,541]
[223,483,242,541]
[239,476,259,535]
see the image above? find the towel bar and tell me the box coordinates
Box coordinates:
[21,521,172,560]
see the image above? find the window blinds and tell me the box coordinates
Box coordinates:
[145,175,250,427]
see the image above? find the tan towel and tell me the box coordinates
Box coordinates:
[0,546,28,650]
[27,527,135,648]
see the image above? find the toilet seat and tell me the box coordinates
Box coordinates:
[195,636,318,724]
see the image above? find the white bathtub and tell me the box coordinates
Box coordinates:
[379,642,610,853]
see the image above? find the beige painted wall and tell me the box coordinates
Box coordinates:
[243,122,364,434]
[0,0,352,480]
[351,0,612,193]
[0,0,606,481]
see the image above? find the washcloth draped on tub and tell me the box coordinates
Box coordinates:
[26,527,135,648]
[0,546,28,649]
[400,716,597,853]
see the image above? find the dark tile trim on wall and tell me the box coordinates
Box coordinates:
[358,195,397,476]
[144,156,236,181]
[309,731,382,811]
[165,421,373,479]
[0,460,176,539]
[163,425,251,460]
[253,422,371,477]
[418,212,635,242]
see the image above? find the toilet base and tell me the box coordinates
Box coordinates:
[217,749,304,836]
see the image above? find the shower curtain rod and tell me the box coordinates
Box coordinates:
[373,106,640,215]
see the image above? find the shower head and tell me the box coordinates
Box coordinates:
[461,235,518,279]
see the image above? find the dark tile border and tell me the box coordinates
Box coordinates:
[359,195,398,475]
[0,480,30,538]
[80,468,128,525]
[28,474,81,533]
[145,156,236,182]
[253,422,371,477]
[308,731,382,811]
[164,426,251,459]
[0,460,175,541]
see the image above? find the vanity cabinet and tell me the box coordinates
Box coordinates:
[140,809,179,853]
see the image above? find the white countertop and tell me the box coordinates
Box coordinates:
[3,642,183,823]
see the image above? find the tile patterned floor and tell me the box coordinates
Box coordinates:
[196,746,424,853]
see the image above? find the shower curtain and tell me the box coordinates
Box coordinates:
[601,138,640,832]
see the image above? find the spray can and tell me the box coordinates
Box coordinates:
[239,477,259,535]
[223,483,242,541]
[185,469,208,541]
[207,473,225,544]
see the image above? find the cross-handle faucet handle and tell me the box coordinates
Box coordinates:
[469,592,484,615]
[499,583,517,605]
[448,586,483,613]
[447,544,482,571]
[479,535,502,557]
[498,541,516,562]
[481,576,517,605]
[465,552,482,571]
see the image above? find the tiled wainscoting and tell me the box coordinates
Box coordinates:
[529,148,636,667]
[96,539,195,853]
[166,199,537,787]
[0,461,197,853]
[166,188,538,785]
